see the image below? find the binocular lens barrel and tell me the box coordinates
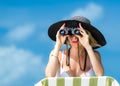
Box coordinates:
[74,30,80,35]
[60,30,66,35]
[59,28,80,35]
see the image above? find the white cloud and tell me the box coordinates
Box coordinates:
[0,45,44,85]
[6,24,36,42]
[69,3,103,21]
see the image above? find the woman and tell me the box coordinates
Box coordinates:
[45,16,106,77]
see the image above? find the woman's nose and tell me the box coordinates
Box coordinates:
[71,35,77,39]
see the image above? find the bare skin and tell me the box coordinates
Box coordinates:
[45,23,104,77]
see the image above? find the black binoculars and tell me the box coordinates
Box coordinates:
[59,28,81,36]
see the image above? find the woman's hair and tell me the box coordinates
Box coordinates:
[66,40,70,66]
[85,30,101,48]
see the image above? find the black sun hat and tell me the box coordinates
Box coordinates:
[48,16,106,49]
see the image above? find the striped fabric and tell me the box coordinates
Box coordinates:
[34,76,119,86]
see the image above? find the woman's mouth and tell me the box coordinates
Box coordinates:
[72,40,78,43]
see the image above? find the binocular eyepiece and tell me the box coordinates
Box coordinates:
[59,28,80,36]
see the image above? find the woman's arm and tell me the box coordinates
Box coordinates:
[45,45,60,77]
[45,23,68,77]
[86,46,104,76]
[76,23,104,76]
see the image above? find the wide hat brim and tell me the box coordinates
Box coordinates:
[48,20,106,49]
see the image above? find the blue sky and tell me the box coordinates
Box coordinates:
[0,0,120,86]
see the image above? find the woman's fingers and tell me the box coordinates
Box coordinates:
[79,23,85,33]
[56,23,68,45]
[57,23,65,33]
[60,23,66,30]
[57,23,66,35]
[78,23,87,35]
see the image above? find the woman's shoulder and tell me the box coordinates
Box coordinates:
[58,49,67,54]
[58,49,67,61]
[58,49,64,57]
[94,50,100,56]
[93,50,101,61]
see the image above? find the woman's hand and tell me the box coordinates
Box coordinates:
[55,23,68,48]
[76,23,91,48]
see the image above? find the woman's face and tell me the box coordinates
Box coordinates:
[68,35,80,46]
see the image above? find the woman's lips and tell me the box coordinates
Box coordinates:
[72,40,78,43]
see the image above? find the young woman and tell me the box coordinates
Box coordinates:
[46,16,106,77]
